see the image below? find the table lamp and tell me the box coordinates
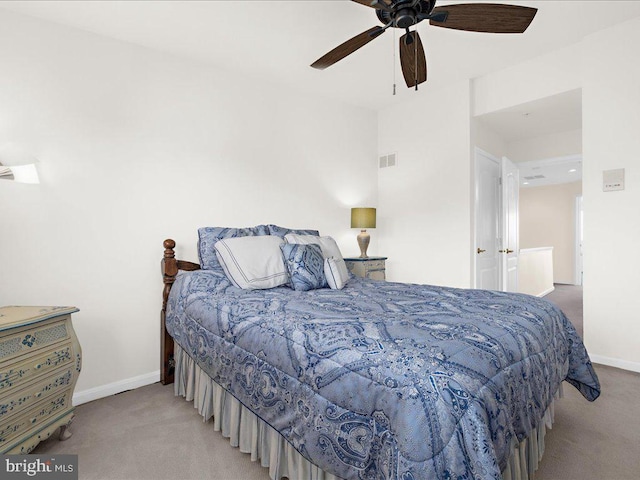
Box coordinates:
[351,207,376,258]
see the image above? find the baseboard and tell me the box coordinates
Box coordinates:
[537,286,555,297]
[590,355,640,373]
[73,370,160,406]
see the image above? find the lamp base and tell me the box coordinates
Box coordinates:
[357,230,370,258]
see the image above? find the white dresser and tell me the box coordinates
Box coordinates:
[0,306,81,454]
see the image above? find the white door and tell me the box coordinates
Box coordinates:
[474,149,500,290]
[500,157,519,292]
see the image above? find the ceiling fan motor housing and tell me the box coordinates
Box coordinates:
[396,8,416,28]
[376,0,435,28]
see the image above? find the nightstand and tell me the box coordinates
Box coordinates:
[343,257,387,281]
[0,306,82,454]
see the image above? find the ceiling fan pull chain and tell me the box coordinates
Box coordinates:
[393,27,396,95]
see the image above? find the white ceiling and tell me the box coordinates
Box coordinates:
[477,89,583,187]
[519,155,582,188]
[3,1,640,111]
[476,88,582,142]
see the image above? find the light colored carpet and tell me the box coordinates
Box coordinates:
[545,283,583,338]
[33,285,640,479]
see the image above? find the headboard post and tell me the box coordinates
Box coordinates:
[161,239,178,385]
[160,238,201,385]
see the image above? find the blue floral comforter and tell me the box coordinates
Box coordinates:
[166,270,600,480]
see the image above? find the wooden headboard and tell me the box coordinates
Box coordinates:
[160,239,200,385]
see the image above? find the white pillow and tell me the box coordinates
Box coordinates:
[214,236,289,290]
[324,258,349,290]
[284,234,349,282]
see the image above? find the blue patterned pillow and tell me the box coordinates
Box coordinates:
[280,243,327,291]
[198,225,270,270]
[267,224,319,238]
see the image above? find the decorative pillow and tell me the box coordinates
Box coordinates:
[267,224,320,238]
[284,234,349,283]
[198,225,270,270]
[324,257,349,290]
[280,243,327,291]
[213,235,288,290]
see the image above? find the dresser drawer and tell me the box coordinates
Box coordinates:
[365,260,386,271]
[0,341,76,393]
[0,389,72,449]
[367,270,385,281]
[0,315,72,361]
[0,366,74,419]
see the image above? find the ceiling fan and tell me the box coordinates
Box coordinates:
[311,1,537,89]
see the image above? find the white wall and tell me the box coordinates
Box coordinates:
[377,81,472,287]
[473,43,582,117]
[582,17,640,371]
[518,247,554,297]
[473,120,507,160]
[0,10,379,399]
[519,182,582,284]
[506,129,582,163]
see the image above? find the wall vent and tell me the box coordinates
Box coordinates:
[379,153,397,169]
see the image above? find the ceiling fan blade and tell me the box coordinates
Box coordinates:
[429,3,537,33]
[399,31,427,88]
[311,26,385,70]
[351,0,392,9]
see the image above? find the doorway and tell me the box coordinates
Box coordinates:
[473,89,583,296]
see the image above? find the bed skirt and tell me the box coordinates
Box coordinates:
[173,342,562,480]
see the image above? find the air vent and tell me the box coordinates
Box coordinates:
[523,175,546,180]
[379,153,397,169]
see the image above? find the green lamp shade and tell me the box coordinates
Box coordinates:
[351,208,376,229]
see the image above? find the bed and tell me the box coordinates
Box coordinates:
[160,230,600,480]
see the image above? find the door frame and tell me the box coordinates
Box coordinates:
[575,195,583,286]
